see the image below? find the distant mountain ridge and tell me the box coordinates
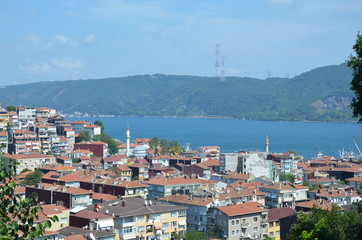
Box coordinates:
[0,63,355,121]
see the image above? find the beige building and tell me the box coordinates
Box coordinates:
[4,153,56,173]
[208,201,269,240]
[86,197,187,240]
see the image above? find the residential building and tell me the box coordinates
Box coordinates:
[0,132,8,153]
[183,163,211,179]
[159,194,229,232]
[309,187,362,206]
[85,197,187,240]
[346,176,362,189]
[260,183,309,209]
[12,129,41,154]
[70,209,114,231]
[74,141,108,157]
[17,106,36,128]
[102,155,128,169]
[267,153,298,176]
[197,146,220,158]
[4,153,56,173]
[268,207,297,240]
[208,202,269,240]
[0,110,8,130]
[26,183,92,208]
[40,203,70,231]
[144,176,216,199]
[128,163,149,180]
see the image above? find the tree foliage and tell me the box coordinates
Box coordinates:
[288,206,362,240]
[0,157,58,239]
[21,170,43,186]
[149,136,184,155]
[93,133,119,155]
[348,33,362,122]
[94,120,105,134]
[79,130,91,142]
[280,173,295,183]
[5,106,16,112]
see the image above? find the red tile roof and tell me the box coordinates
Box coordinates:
[217,202,267,216]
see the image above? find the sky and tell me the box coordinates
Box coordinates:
[0,0,361,86]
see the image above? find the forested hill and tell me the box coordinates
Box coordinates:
[0,63,355,121]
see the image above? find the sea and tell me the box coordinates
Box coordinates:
[66,117,362,159]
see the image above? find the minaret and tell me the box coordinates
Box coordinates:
[265,135,269,153]
[126,124,130,157]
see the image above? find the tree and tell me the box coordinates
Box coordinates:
[79,131,91,142]
[184,230,207,240]
[93,133,119,155]
[0,157,58,239]
[288,205,362,240]
[94,120,105,134]
[348,33,362,122]
[5,106,16,112]
[21,170,43,186]
[149,136,159,155]
[280,173,295,183]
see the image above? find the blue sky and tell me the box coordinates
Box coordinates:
[0,0,361,85]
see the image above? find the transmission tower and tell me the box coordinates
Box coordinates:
[215,44,226,81]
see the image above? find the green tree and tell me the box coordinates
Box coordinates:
[0,157,58,239]
[94,120,105,134]
[207,224,222,239]
[184,230,207,240]
[348,33,362,122]
[21,170,43,186]
[149,136,159,155]
[288,205,362,240]
[79,131,91,142]
[5,106,17,112]
[93,133,119,154]
[280,173,295,183]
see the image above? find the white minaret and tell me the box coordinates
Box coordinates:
[126,124,131,157]
[265,135,269,153]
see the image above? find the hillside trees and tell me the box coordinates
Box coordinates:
[288,206,362,240]
[21,169,43,186]
[149,136,184,155]
[348,33,362,122]
[0,157,58,239]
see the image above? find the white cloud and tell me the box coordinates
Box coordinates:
[20,62,52,75]
[270,0,293,4]
[53,35,77,46]
[85,34,95,44]
[51,58,85,70]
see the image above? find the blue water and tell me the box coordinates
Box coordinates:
[66,117,362,159]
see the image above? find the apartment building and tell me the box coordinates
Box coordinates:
[144,176,216,199]
[208,202,269,240]
[260,183,309,209]
[85,198,187,240]
[4,152,56,173]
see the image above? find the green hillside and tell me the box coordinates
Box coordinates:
[0,63,355,121]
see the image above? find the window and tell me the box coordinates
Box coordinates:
[276,221,280,227]
[220,219,226,226]
[137,216,145,222]
[171,211,177,217]
[124,216,135,223]
[270,232,274,237]
[172,221,178,228]
[253,217,258,222]
[231,220,235,225]
[235,230,240,235]
[60,217,68,223]
[236,220,240,224]
[162,222,169,228]
[253,227,258,232]
[162,233,169,239]
[138,226,145,233]
[178,210,186,218]
[232,230,235,235]
[154,213,161,221]
[123,226,134,234]
[276,231,280,236]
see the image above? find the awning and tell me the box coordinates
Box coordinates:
[98,218,114,228]
[178,220,186,225]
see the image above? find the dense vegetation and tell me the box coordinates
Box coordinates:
[0,63,354,121]
[288,206,362,240]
